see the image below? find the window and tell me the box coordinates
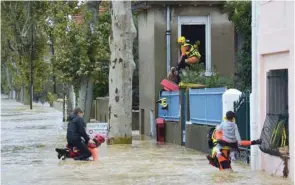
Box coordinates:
[181,25,206,67]
[267,69,288,115]
[178,16,211,75]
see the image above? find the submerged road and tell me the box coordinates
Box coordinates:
[1,97,292,185]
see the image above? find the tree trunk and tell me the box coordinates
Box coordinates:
[63,91,66,122]
[24,87,30,105]
[16,90,19,101]
[67,85,75,118]
[78,76,94,123]
[20,87,24,103]
[108,1,137,145]
[5,66,13,98]
[16,88,21,102]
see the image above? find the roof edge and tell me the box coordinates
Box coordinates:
[132,1,225,12]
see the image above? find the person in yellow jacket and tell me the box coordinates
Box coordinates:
[177,36,201,66]
[166,36,201,84]
[183,42,201,64]
[177,36,187,57]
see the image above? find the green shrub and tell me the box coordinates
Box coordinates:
[47,92,57,105]
[224,1,251,91]
[180,63,234,88]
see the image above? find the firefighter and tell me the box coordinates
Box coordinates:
[177,42,201,71]
[177,36,201,68]
[177,36,188,58]
[167,36,201,84]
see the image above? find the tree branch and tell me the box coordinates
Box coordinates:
[7,40,16,52]
[7,40,20,56]
[21,2,32,38]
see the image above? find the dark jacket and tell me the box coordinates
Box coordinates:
[66,114,90,143]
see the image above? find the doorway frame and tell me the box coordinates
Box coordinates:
[178,16,212,75]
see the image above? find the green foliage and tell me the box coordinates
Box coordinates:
[180,64,234,88]
[1,1,50,93]
[1,67,10,94]
[1,1,112,103]
[47,91,57,105]
[224,1,251,91]
[49,2,111,87]
[224,1,251,40]
[92,9,112,98]
[235,46,251,91]
[93,59,109,98]
[1,14,11,94]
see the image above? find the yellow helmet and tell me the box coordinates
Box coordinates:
[177,36,186,44]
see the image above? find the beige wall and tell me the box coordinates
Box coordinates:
[154,8,168,122]
[94,97,139,130]
[170,6,235,76]
[138,10,156,135]
[165,121,182,145]
[137,5,235,136]
[257,0,294,181]
[186,124,213,153]
[95,97,109,122]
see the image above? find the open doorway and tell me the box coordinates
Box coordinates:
[181,24,206,67]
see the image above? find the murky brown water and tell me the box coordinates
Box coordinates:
[1,97,292,185]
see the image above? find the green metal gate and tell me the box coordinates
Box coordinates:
[234,91,250,141]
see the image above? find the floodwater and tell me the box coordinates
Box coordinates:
[1,97,292,185]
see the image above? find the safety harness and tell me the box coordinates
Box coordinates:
[186,46,201,59]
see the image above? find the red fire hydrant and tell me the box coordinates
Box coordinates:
[156,118,165,143]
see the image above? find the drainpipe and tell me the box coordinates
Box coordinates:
[251,0,259,170]
[256,0,261,170]
[166,6,171,76]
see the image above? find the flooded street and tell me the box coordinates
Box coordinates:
[1,97,292,185]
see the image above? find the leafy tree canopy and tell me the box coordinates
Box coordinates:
[224,1,251,91]
[48,1,111,87]
[1,1,50,93]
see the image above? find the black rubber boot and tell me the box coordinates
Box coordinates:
[206,155,219,168]
[58,153,62,159]
[251,139,262,145]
